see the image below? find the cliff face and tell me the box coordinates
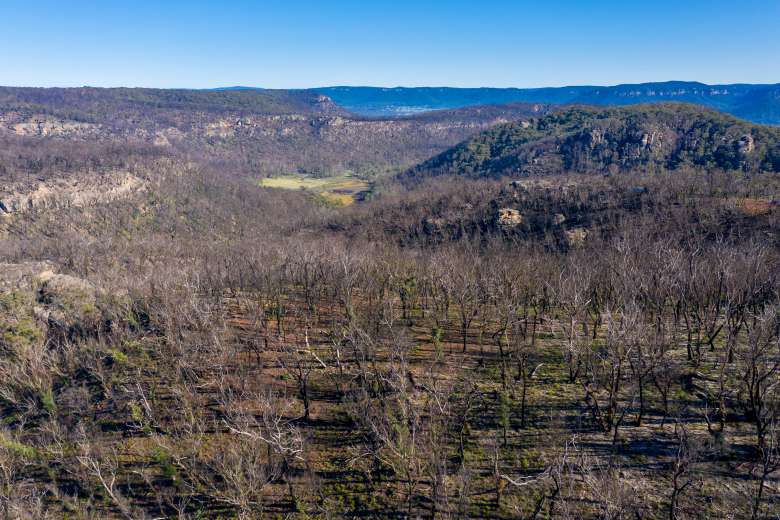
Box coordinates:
[0,172,148,218]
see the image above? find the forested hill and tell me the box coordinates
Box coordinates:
[317,82,780,124]
[405,104,780,180]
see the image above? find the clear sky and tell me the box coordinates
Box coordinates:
[1,0,778,89]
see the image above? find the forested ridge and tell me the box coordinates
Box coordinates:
[408,104,780,180]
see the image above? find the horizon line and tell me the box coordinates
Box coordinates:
[1,80,780,91]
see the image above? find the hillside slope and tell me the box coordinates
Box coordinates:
[406,104,780,180]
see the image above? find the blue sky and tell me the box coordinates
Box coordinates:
[1,0,778,88]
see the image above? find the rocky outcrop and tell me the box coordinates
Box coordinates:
[13,118,101,138]
[738,134,755,154]
[0,262,101,341]
[0,173,147,216]
[0,262,57,289]
[36,271,100,331]
[497,208,523,229]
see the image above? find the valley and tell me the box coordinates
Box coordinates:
[4,0,780,515]
[0,86,779,520]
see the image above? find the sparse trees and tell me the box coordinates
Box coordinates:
[668,419,700,520]
[580,307,639,443]
[437,249,484,355]
[738,305,780,453]
[1,153,780,519]
[752,417,780,520]
[554,255,594,384]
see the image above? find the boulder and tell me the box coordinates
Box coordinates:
[497,208,523,229]
[738,134,755,154]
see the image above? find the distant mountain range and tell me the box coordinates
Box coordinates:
[313,82,780,124]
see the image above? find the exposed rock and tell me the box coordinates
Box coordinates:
[37,272,96,305]
[553,213,567,225]
[36,271,99,330]
[153,127,185,147]
[6,117,101,138]
[588,127,605,145]
[313,94,345,114]
[0,173,147,215]
[497,208,523,229]
[0,262,100,337]
[640,131,660,148]
[0,261,57,289]
[565,227,588,246]
[738,134,755,154]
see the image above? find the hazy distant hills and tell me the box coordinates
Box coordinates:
[315,86,589,116]
[316,82,780,124]
[406,103,780,180]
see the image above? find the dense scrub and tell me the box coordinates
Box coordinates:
[340,169,780,249]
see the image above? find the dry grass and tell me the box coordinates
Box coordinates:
[258,173,370,206]
[738,197,775,216]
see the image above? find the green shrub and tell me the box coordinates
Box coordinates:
[0,435,38,460]
[109,349,129,365]
[40,388,56,414]
[2,317,43,351]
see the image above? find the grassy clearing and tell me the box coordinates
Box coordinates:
[258,173,371,206]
